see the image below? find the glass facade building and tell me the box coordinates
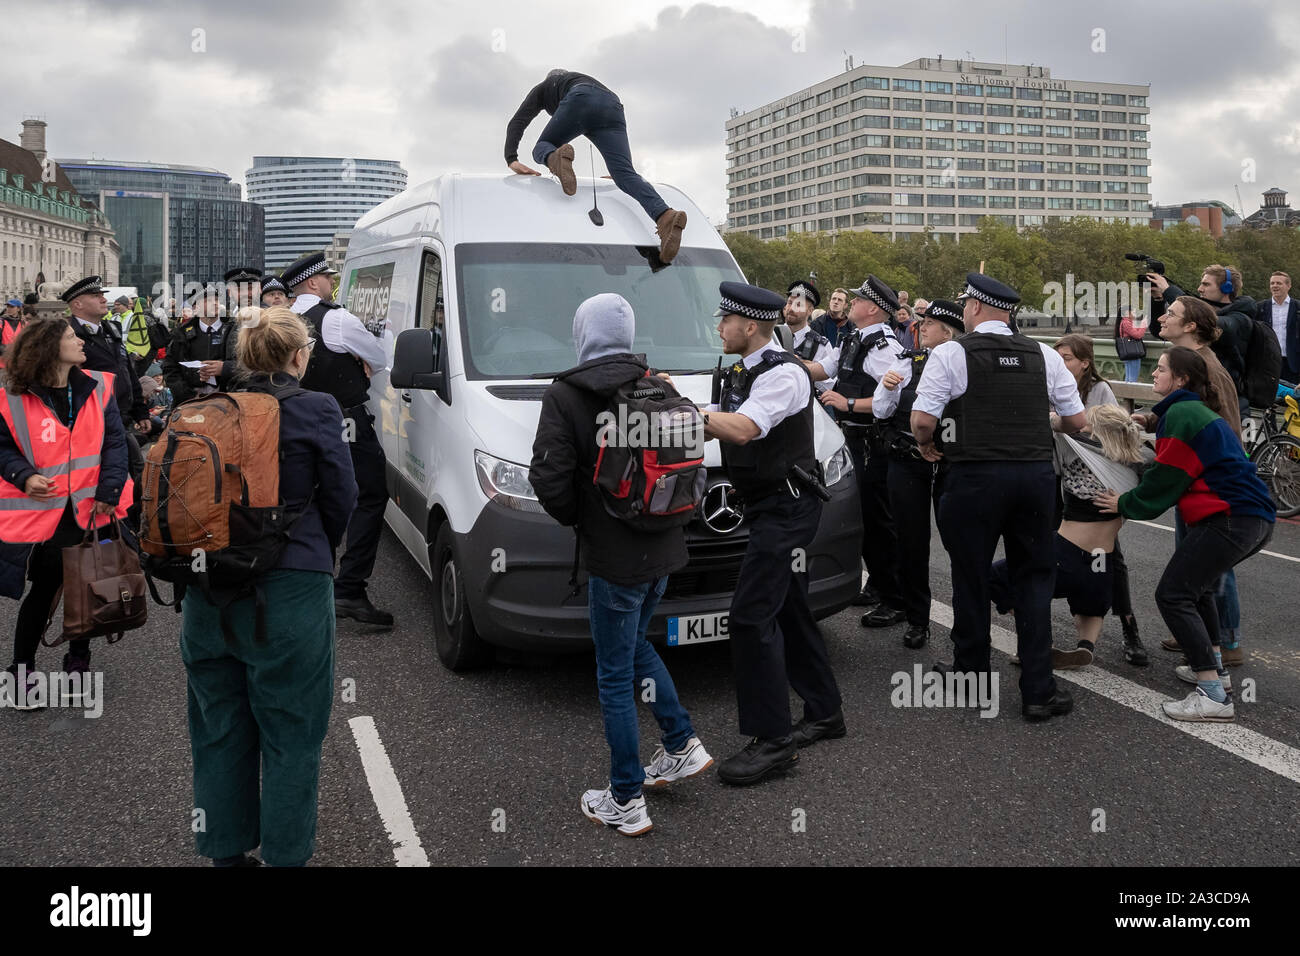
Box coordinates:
[55,159,264,291]
[724,58,1151,240]
[245,157,407,271]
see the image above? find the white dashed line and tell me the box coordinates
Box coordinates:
[348,716,430,866]
[928,601,1300,785]
[1131,519,1300,564]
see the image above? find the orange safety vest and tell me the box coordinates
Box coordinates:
[0,317,23,369]
[0,370,132,543]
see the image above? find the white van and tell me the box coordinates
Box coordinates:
[340,173,862,670]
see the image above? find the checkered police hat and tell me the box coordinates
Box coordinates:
[281,252,338,290]
[259,276,288,298]
[223,267,264,283]
[922,299,965,335]
[60,275,107,303]
[848,274,899,317]
[786,280,820,308]
[714,280,785,322]
[956,272,1020,312]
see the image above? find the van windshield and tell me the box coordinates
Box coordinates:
[454,243,743,378]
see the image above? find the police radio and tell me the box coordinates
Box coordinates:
[711,356,723,406]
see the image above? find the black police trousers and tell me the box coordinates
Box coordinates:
[937,459,1057,706]
[885,452,946,628]
[335,406,388,600]
[728,489,842,739]
[844,432,902,609]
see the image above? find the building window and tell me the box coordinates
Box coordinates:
[924,80,953,93]
[929,194,955,207]
[894,154,923,168]
[894,136,922,149]
[990,194,1016,208]
[925,119,954,132]
[1074,91,1099,104]
[956,83,983,97]
[1128,95,1148,107]
[928,213,956,225]
[893,78,921,92]
[853,76,890,91]
[894,116,922,130]
[957,101,984,115]
[926,137,954,150]
[988,140,1013,153]
[1078,180,1101,192]
[895,212,925,224]
[925,99,954,112]
[957,120,984,133]
[1015,124,1043,136]
[1019,196,1045,209]
[1017,141,1044,154]
[1016,87,1042,100]
[957,139,984,152]
[1016,105,1043,119]
[894,97,922,111]
[1047,179,1074,191]
[893,193,924,206]
[958,195,986,207]
[1074,127,1100,139]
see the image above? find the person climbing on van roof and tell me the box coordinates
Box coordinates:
[504,69,688,264]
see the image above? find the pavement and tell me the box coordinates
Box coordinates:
[2,511,1298,867]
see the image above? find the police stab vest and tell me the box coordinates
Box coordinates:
[943,332,1054,463]
[835,325,890,424]
[300,302,371,410]
[0,370,132,542]
[792,328,828,361]
[719,350,816,501]
[889,349,930,438]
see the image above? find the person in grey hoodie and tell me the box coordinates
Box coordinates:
[529,293,712,837]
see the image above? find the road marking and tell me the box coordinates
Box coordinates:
[1131,519,1300,564]
[348,716,430,867]
[929,602,1300,786]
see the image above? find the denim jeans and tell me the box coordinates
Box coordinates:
[1173,511,1241,640]
[533,84,670,222]
[588,575,694,802]
[1124,358,1142,382]
[1155,514,1271,672]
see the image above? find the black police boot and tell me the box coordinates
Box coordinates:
[791,710,847,749]
[862,603,906,628]
[1022,686,1074,722]
[335,595,395,627]
[1121,616,1149,667]
[902,625,929,649]
[853,583,881,607]
[717,736,798,785]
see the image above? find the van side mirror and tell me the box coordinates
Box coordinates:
[391,328,446,392]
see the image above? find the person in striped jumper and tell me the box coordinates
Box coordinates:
[1094,347,1275,722]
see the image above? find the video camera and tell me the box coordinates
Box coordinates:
[1125,253,1166,288]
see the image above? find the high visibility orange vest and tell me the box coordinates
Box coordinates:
[0,317,22,370]
[0,370,132,543]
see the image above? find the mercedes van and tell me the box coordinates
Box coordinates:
[340,173,861,670]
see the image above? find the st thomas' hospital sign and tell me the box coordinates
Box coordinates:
[958,74,1069,91]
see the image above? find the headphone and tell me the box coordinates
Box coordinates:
[1220,267,1236,297]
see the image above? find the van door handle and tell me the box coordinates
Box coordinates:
[401,391,412,403]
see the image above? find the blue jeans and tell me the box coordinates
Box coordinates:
[1173,511,1242,643]
[1124,358,1141,382]
[588,575,694,802]
[533,84,670,222]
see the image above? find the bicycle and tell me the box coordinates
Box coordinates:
[1244,395,1300,518]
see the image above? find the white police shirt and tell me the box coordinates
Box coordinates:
[291,293,388,372]
[732,340,811,440]
[792,325,834,392]
[871,346,924,421]
[817,322,911,403]
[912,320,1084,420]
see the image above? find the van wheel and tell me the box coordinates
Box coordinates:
[430,523,491,670]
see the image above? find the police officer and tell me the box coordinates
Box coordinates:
[705,281,844,786]
[784,281,833,394]
[910,273,1087,721]
[806,276,910,621]
[162,284,239,405]
[284,251,393,626]
[870,300,964,649]
[260,276,290,308]
[223,267,263,318]
[64,275,151,526]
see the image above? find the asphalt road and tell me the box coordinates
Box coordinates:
[2,511,1298,867]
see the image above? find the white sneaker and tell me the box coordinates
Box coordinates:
[1162,687,1235,723]
[1175,665,1231,692]
[643,736,714,788]
[580,787,653,837]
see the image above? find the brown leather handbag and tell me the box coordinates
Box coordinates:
[46,518,148,646]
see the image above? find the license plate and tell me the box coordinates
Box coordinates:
[666,612,729,646]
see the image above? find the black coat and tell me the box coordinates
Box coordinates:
[0,368,132,598]
[162,318,241,405]
[70,316,148,424]
[1257,297,1300,377]
[529,353,689,587]
[503,70,611,164]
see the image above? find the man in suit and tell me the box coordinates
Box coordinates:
[1259,271,1300,382]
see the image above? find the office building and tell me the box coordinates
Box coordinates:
[725,57,1151,240]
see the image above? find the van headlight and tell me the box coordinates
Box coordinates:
[475,450,547,514]
[821,445,853,487]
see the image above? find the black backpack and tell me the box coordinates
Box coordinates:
[592,372,706,530]
[1244,315,1283,409]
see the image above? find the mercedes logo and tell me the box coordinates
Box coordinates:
[700,481,744,534]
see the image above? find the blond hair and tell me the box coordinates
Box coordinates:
[235,306,311,374]
[1086,404,1144,464]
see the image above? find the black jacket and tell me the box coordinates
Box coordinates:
[162,318,241,405]
[1257,297,1300,374]
[529,353,689,587]
[1161,285,1256,397]
[70,316,148,423]
[241,374,358,574]
[0,368,131,598]
[504,71,611,164]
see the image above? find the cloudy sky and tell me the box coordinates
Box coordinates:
[3,0,1299,224]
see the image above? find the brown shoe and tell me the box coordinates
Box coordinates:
[1221,645,1247,667]
[546,144,577,195]
[655,208,687,264]
[1051,646,1094,669]
[1160,636,1181,652]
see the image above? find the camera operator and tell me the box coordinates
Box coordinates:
[1146,265,1255,423]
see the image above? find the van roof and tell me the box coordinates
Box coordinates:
[347,173,727,256]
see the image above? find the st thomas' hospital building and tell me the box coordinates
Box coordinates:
[725,57,1151,241]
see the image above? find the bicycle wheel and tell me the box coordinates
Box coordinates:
[1254,434,1300,518]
